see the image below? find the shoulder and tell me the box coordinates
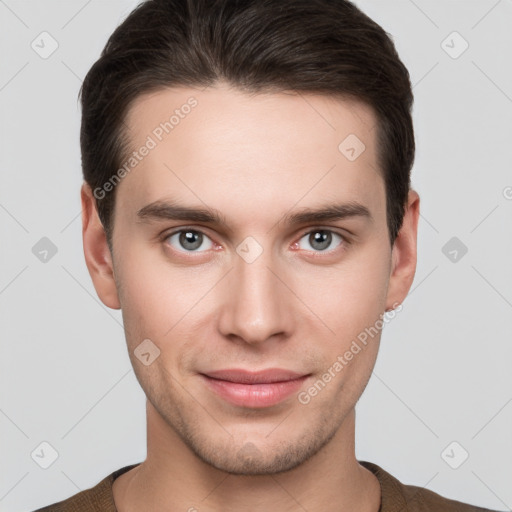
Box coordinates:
[400,481,500,511]
[32,464,140,512]
[359,460,504,512]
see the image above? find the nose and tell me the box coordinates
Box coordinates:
[217,244,294,346]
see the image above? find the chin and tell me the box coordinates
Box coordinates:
[184,424,338,476]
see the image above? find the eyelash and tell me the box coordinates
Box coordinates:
[159,226,349,258]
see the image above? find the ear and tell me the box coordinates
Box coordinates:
[81,182,121,310]
[385,189,420,311]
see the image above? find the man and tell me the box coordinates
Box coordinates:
[34,0,503,510]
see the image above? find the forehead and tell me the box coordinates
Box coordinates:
[116,83,384,228]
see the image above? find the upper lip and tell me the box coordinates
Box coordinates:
[202,368,309,384]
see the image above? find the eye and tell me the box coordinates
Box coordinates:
[296,229,345,253]
[165,229,214,253]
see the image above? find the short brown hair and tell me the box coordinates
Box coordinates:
[79,0,415,247]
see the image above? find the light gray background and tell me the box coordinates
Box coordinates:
[1,1,511,511]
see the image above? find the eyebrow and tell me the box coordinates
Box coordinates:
[136,199,372,228]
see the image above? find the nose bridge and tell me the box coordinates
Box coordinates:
[219,240,290,343]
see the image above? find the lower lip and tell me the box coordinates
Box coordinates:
[200,375,309,408]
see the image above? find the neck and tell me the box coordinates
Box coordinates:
[112,401,381,512]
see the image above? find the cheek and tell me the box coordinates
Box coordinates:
[114,243,219,348]
[115,231,391,353]
[294,244,391,341]
[114,244,170,338]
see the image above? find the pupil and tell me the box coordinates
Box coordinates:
[180,231,202,250]
[310,231,331,251]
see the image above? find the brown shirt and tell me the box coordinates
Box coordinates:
[33,460,503,512]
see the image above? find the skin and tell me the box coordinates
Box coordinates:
[81,81,420,511]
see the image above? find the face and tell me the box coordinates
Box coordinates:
[83,82,417,475]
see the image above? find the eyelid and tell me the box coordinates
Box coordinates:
[160,225,350,254]
[298,226,348,240]
[295,227,348,253]
[161,226,218,254]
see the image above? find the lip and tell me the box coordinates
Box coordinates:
[200,368,310,408]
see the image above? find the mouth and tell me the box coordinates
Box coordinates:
[199,368,311,408]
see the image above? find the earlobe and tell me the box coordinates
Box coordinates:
[81,182,121,310]
[385,189,420,311]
